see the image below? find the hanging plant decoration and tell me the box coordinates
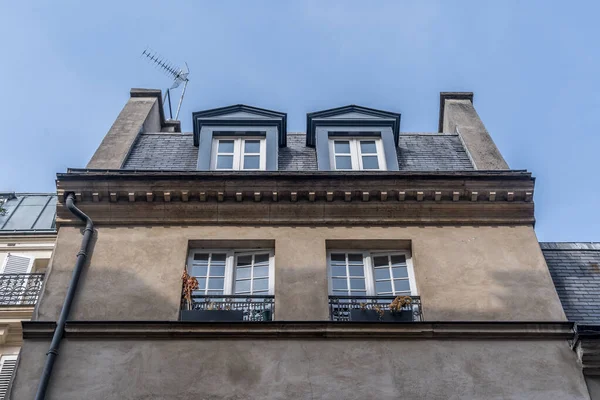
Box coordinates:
[182,270,199,310]
[389,296,412,314]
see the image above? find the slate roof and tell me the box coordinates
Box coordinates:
[0,193,57,233]
[541,242,600,324]
[123,132,474,171]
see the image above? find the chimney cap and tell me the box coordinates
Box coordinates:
[438,92,474,132]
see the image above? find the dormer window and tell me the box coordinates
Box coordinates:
[329,138,386,170]
[211,137,266,171]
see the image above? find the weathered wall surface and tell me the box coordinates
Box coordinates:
[37,225,564,322]
[11,338,589,400]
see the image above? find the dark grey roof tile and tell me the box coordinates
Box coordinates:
[397,134,474,171]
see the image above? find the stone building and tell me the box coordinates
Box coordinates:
[10,89,592,399]
[0,193,55,399]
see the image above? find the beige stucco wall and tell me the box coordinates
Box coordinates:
[36,224,565,322]
[11,338,589,400]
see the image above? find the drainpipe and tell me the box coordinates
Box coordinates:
[34,193,93,400]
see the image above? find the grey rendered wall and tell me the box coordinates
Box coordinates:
[315,126,399,171]
[197,126,278,171]
[11,339,589,400]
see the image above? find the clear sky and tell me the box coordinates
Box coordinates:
[0,1,598,242]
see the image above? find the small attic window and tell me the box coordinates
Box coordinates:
[211,137,266,171]
[329,138,387,171]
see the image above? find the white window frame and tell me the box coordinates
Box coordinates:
[211,137,267,171]
[328,137,387,171]
[0,354,18,399]
[0,253,34,274]
[187,249,275,295]
[327,250,417,296]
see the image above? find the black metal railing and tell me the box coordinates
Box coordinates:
[0,273,45,306]
[329,295,422,322]
[181,295,275,321]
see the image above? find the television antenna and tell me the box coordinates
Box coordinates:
[141,48,190,120]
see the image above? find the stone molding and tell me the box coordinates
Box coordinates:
[23,321,573,340]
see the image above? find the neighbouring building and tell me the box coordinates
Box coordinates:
[9,89,593,399]
[0,193,56,399]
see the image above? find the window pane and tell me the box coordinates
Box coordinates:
[373,256,389,267]
[350,278,366,290]
[216,155,234,169]
[196,278,206,290]
[360,141,377,154]
[334,141,351,154]
[394,280,411,292]
[193,253,209,262]
[330,253,346,263]
[235,280,251,293]
[218,140,234,153]
[375,281,393,294]
[362,156,379,170]
[254,254,270,264]
[210,266,226,277]
[332,290,347,296]
[191,266,207,277]
[211,254,227,263]
[208,278,225,290]
[254,266,269,278]
[236,267,251,280]
[347,254,363,264]
[332,278,348,290]
[207,290,223,295]
[392,266,408,279]
[331,265,346,277]
[253,278,269,291]
[348,265,364,277]
[335,156,352,170]
[243,155,260,170]
[350,290,367,296]
[390,255,406,265]
[237,255,252,267]
[244,140,261,153]
[374,268,390,280]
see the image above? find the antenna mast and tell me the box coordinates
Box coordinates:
[141,48,190,120]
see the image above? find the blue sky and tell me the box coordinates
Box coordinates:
[1,1,598,241]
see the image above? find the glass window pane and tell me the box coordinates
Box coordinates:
[196,278,206,290]
[390,255,406,265]
[211,254,227,263]
[207,290,223,295]
[332,278,348,290]
[334,141,351,154]
[208,278,225,290]
[394,280,411,292]
[237,255,252,267]
[253,278,269,291]
[235,280,251,293]
[330,253,346,263]
[218,140,234,153]
[335,156,352,170]
[392,266,408,279]
[347,254,363,264]
[191,266,207,277]
[243,155,260,170]
[362,156,379,170]
[331,265,346,277]
[348,265,364,277]
[236,267,251,280]
[254,266,269,278]
[216,155,234,169]
[193,253,209,262]
[332,290,347,296]
[254,253,270,264]
[373,256,389,267]
[350,278,366,290]
[360,141,377,154]
[244,140,261,153]
[210,266,226,277]
[350,290,367,296]
[375,281,393,294]
[374,268,390,280]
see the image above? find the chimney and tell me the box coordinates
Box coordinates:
[438,92,509,170]
[87,88,181,169]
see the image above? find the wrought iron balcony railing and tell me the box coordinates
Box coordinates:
[181,295,275,322]
[0,273,45,306]
[329,295,422,322]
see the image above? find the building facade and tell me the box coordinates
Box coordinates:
[0,193,55,399]
[10,90,591,399]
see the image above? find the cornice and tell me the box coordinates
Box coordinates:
[23,321,573,340]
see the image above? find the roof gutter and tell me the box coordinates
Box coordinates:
[34,193,93,400]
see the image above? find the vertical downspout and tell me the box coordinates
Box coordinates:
[34,193,93,400]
